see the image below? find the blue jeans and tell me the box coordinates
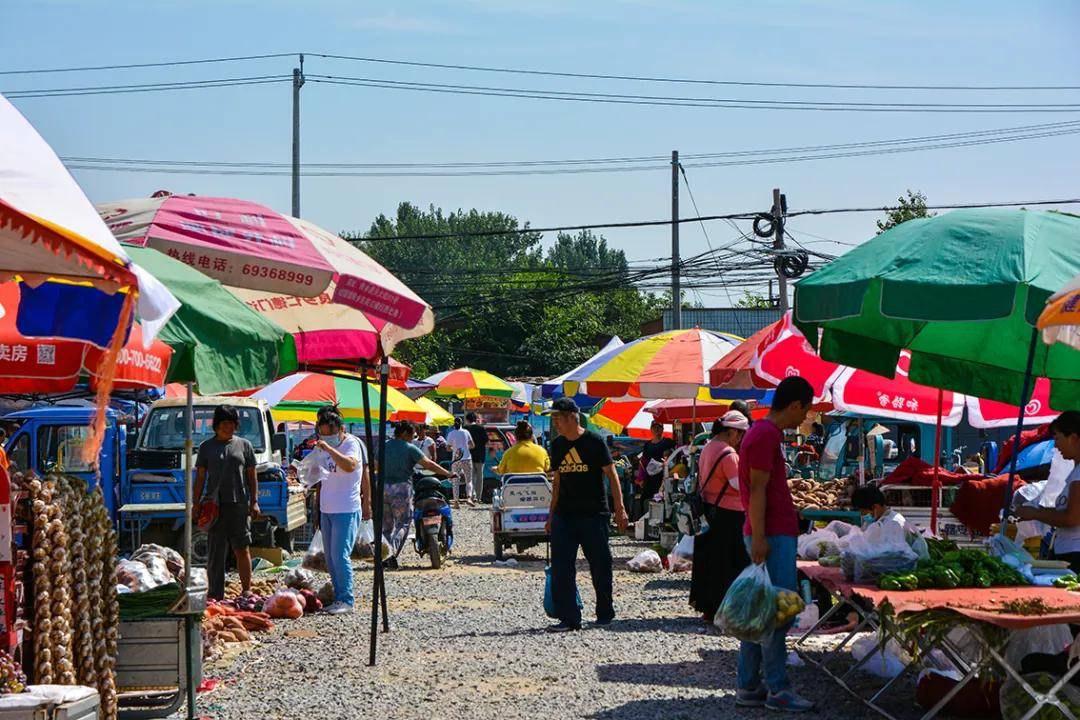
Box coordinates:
[551,513,614,626]
[737,534,798,693]
[321,511,361,606]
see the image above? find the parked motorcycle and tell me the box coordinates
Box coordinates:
[412,471,455,569]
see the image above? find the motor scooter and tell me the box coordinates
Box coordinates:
[412,471,454,569]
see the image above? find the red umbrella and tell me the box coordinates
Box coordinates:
[0,283,172,392]
[965,377,1057,429]
[828,351,965,426]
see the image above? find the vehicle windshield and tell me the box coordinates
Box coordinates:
[138,406,265,451]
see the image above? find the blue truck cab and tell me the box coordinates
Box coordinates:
[127,396,305,559]
[3,406,126,520]
[4,397,306,560]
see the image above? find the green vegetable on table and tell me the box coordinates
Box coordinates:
[877,549,1029,591]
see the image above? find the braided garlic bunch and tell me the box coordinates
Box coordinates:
[60,477,96,688]
[89,488,118,720]
[27,477,54,684]
[43,476,75,685]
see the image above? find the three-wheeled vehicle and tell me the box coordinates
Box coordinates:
[491,472,551,560]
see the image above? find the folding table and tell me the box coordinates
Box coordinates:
[795,562,1080,720]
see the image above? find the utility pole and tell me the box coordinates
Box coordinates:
[671,150,682,330]
[291,54,305,217]
[772,187,789,313]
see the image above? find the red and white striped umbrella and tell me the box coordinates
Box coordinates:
[98,194,432,331]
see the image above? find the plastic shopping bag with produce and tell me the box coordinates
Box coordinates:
[715,563,780,643]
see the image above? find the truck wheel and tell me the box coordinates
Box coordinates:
[274,527,294,553]
[191,530,209,567]
[493,535,505,561]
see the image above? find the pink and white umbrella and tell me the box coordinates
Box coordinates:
[98,194,431,330]
[827,351,965,425]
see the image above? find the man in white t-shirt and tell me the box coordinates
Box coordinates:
[446,418,475,507]
[1017,411,1080,571]
[413,425,437,463]
[310,408,371,614]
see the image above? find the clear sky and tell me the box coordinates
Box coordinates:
[4,0,1079,305]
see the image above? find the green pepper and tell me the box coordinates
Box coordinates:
[878,576,901,591]
[898,575,919,591]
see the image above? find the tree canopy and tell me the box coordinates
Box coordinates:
[347,203,663,377]
[876,189,934,234]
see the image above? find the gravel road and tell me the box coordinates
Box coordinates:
[194,506,923,720]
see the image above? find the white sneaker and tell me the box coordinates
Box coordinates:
[325,602,354,615]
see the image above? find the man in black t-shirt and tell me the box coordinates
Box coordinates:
[544,398,629,632]
[464,413,489,503]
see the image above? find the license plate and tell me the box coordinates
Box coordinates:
[422,516,442,526]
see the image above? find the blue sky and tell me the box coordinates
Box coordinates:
[4,0,1079,305]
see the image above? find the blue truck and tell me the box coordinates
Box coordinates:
[3,396,306,563]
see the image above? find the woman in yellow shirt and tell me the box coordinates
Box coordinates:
[496,421,551,475]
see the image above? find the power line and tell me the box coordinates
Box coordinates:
[306,53,1080,92]
[358,198,1080,242]
[4,75,291,99]
[57,119,1080,170]
[306,74,1080,113]
[0,53,297,75]
[59,121,1080,178]
[4,50,1075,91]
[677,164,742,324]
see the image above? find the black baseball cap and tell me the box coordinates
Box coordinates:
[543,397,578,415]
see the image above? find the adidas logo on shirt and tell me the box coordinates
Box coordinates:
[559,447,589,473]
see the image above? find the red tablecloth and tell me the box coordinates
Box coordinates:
[799,561,1080,629]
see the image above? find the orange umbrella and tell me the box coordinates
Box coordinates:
[1038,272,1080,352]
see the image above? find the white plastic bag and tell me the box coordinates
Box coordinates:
[627,549,662,573]
[358,519,375,545]
[798,529,840,560]
[671,534,694,560]
[302,529,327,572]
[843,520,917,583]
[823,520,856,538]
[794,604,820,632]
[851,636,908,679]
[116,559,159,592]
[298,451,329,488]
[715,563,778,643]
[1004,625,1074,670]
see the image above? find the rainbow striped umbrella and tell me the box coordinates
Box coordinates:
[250,372,426,423]
[416,396,455,427]
[590,399,672,439]
[559,328,743,399]
[423,367,514,398]
[1038,272,1080,352]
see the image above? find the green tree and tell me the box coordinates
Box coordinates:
[876,190,934,234]
[346,204,663,377]
[734,291,772,309]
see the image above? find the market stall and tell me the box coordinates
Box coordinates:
[796,561,1080,720]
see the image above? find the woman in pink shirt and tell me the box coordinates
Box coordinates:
[689,410,751,624]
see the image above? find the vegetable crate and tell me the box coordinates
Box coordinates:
[115,618,201,719]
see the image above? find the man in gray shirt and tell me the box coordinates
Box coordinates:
[194,405,258,600]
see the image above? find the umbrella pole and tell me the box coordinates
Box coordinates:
[930,389,944,536]
[999,328,1040,536]
[359,367,388,631]
[183,382,195,720]
[368,359,392,665]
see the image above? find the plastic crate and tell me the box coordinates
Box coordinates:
[292,521,316,551]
